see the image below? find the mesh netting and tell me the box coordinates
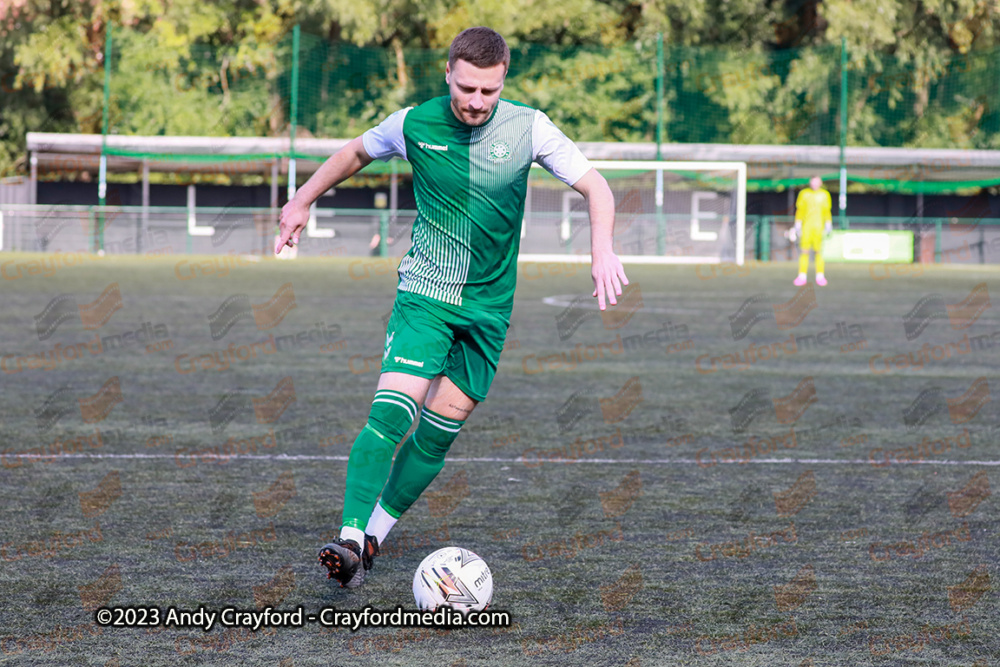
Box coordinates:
[94,27,1000,193]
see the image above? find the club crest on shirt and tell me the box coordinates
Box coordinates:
[488,140,512,163]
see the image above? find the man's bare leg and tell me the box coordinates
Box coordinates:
[376,371,434,405]
[423,374,478,421]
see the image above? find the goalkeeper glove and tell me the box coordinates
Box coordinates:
[788,221,801,243]
[824,221,832,238]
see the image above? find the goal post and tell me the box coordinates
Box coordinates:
[519,160,748,265]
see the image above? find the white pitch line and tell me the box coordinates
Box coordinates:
[542,293,700,314]
[4,453,1000,465]
[519,457,1000,466]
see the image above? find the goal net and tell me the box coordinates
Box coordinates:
[519,160,747,264]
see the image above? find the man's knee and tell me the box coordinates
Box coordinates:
[413,406,467,459]
[368,388,422,443]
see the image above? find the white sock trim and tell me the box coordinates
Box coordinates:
[420,408,463,433]
[366,502,398,545]
[340,526,365,546]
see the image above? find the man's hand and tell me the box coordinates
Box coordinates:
[570,169,627,311]
[272,136,374,255]
[591,248,629,311]
[276,200,309,254]
[825,221,833,237]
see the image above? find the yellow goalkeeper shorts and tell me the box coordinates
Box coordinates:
[799,226,824,252]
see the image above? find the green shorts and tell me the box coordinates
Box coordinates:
[380,290,510,402]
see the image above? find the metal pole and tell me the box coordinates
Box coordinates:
[759,216,771,262]
[140,159,149,254]
[934,218,942,263]
[270,161,279,254]
[838,36,848,229]
[98,21,112,252]
[88,207,95,254]
[755,216,761,260]
[786,167,794,217]
[287,24,300,201]
[186,184,194,255]
[656,33,665,255]
[656,33,664,161]
[379,210,389,257]
[29,153,37,206]
[390,158,398,223]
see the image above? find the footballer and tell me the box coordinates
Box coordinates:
[791,175,832,287]
[275,27,629,587]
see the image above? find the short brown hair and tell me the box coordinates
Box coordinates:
[449,27,510,72]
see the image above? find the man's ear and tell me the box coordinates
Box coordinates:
[445,60,451,85]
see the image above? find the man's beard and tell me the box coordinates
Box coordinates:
[452,101,491,125]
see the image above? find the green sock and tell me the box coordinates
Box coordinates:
[341,390,418,532]
[380,407,465,517]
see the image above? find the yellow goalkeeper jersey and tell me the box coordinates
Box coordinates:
[795,187,832,230]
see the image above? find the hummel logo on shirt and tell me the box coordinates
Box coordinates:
[394,356,425,367]
[418,142,448,151]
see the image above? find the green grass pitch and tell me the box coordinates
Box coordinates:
[0,253,996,666]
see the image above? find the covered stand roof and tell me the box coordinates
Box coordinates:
[25,132,1000,190]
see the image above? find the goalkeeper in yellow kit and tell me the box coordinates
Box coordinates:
[791,175,832,286]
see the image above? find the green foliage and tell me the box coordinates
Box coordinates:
[3,0,1000,177]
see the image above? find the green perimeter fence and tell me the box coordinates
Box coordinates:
[1,204,999,265]
[92,25,1000,197]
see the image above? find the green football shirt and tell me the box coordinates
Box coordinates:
[362,95,592,313]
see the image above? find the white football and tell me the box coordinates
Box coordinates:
[412,546,493,613]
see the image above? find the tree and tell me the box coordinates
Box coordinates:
[3,0,1000,178]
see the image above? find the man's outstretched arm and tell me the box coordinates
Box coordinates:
[572,168,629,310]
[275,136,374,254]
